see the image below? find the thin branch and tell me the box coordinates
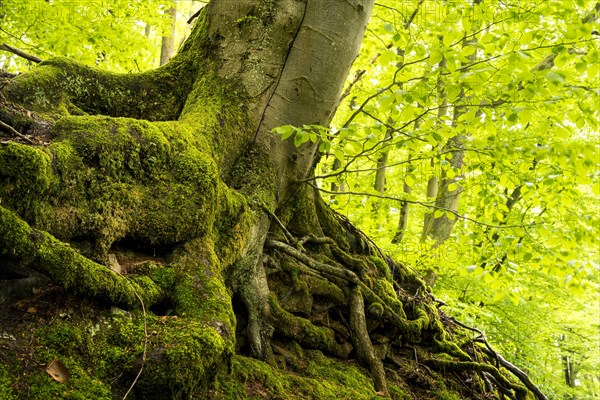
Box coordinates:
[404,0,425,29]
[0,43,42,63]
[0,120,36,144]
[307,182,528,229]
[120,274,148,400]
[257,201,296,244]
[450,316,548,400]
[477,340,548,400]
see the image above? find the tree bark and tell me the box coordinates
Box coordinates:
[160,6,177,66]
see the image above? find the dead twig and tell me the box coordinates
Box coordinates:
[119,271,148,400]
[0,120,35,144]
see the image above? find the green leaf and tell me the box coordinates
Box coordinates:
[546,71,566,85]
[294,131,309,147]
[434,209,445,219]
[460,45,476,58]
[554,52,570,68]
[273,125,296,140]
[429,50,443,66]
[333,149,344,162]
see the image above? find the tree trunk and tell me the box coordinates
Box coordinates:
[421,54,447,242]
[160,6,177,66]
[391,180,412,244]
[423,21,480,245]
[0,1,543,399]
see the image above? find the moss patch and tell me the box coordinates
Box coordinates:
[207,351,397,400]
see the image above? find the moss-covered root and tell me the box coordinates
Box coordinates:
[0,205,161,308]
[349,286,389,396]
[170,238,236,344]
[423,359,530,400]
[269,295,353,360]
[3,57,192,121]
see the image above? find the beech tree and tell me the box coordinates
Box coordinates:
[0,1,564,399]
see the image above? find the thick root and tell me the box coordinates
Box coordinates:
[349,286,388,395]
[0,205,161,308]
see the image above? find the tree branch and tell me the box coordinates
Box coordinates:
[0,43,42,63]
[0,120,36,144]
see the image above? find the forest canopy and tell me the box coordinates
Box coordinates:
[0,1,599,399]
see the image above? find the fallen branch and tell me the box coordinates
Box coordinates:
[0,120,36,144]
[0,43,42,63]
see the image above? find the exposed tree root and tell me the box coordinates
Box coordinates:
[349,286,388,395]
[0,206,162,308]
[258,202,544,399]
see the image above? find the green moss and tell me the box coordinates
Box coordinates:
[136,318,230,400]
[303,275,345,304]
[369,256,393,282]
[0,114,230,258]
[6,56,196,121]
[171,238,235,327]
[16,298,233,399]
[39,323,84,354]
[372,279,406,320]
[27,368,112,400]
[0,206,157,306]
[389,385,412,400]
[4,63,70,115]
[214,182,252,267]
[433,337,471,361]
[26,316,127,399]
[431,388,463,400]
[0,365,16,400]
[210,352,385,400]
[368,302,385,318]
[0,142,52,220]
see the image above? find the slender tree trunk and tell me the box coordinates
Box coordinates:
[160,6,177,66]
[371,128,392,221]
[330,157,346,194]
[421,55,447,241]
[424,10,482,245]
[391,179,411,243]
[373,129,392,194]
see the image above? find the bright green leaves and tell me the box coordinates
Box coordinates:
[320,2,600,395]
[272,124,332,150]
[0,0,197,73]
[433,209,444,219]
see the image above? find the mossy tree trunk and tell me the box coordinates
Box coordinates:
[0,1,543,399]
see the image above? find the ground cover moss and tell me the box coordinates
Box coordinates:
[208,352,402,400]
